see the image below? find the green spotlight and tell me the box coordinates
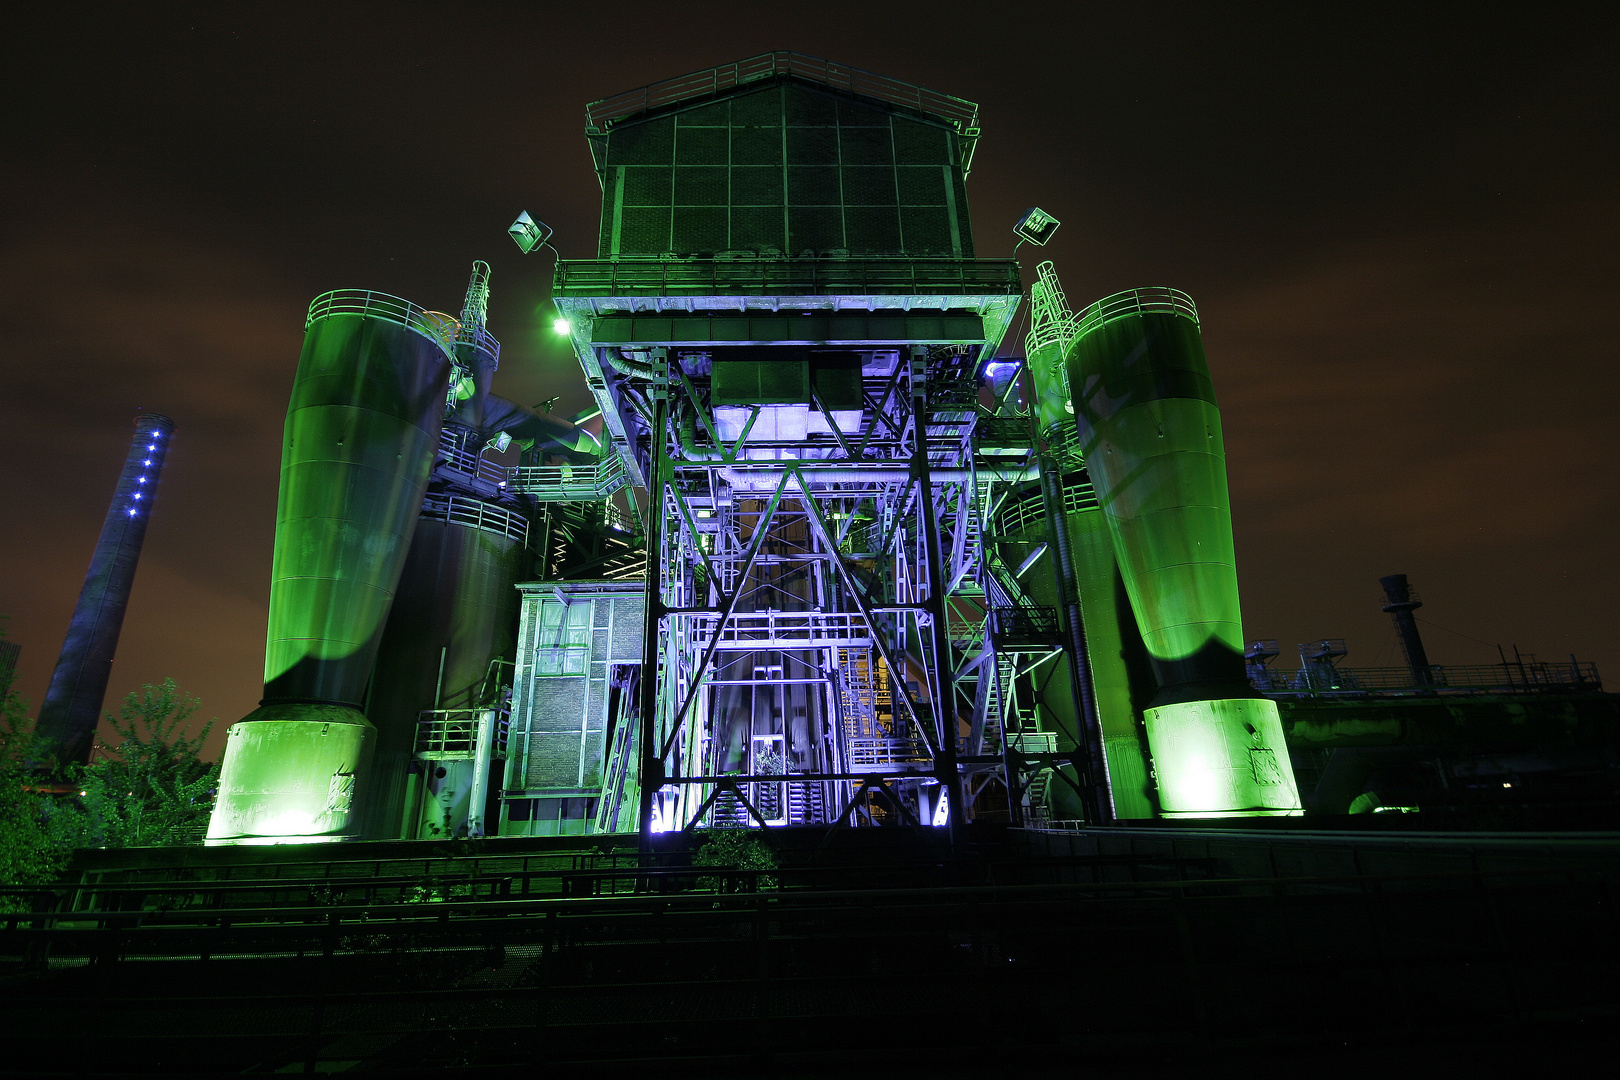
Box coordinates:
[553,317,572,335]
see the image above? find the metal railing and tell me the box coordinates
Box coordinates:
[847,736,932,768]
[415,709,509,760]
[975,415,1035,450]
[420,493,528,545]
[436,432,509,489]
[1006,731,1059,755]
[994,479,1098,539]
[305,290,500,361]
[1074,287,1199,337]
[1255,660,1602,696]
[675,610,872,651]
[990,606,1060,645]
[585,51,979,133]
[553,257,1021,298]
[506,456,629,501]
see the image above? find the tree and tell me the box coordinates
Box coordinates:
[0,623,72,909]
[75,679,219,848]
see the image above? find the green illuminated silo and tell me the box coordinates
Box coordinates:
[363,503,528,839]
[1066,289,1300,817]
[208,295,451,843]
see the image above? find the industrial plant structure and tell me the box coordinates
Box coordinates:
[13,54,1620,1078]
[197,53,1304,846]
[197,53,1606,846]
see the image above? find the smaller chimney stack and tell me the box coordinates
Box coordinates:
[1379,573,1433,686]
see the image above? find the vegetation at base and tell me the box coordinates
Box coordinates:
[0,629,219,907]
[71,679,219,849]
[0,625,69,910]
[692,827,778,891]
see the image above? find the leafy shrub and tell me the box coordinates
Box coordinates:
[691,828,778,891]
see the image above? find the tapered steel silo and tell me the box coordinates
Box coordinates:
[1066,288,1300,817]
[207,293,451,842]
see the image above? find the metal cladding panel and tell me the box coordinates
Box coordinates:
[712,359,810,404]
[597,79,971,258]
[508,585,644,797]
[1144,698,1301,816]
[262,314,448,707]
[206,703,375,841]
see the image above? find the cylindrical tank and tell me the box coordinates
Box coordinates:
[362,500,528,839]
[993,477,1157,820]
[1066,288,1300,817]
[37,413,174,765]
[208,293,450,843]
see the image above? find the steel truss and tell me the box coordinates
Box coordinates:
[562,331,1080,839]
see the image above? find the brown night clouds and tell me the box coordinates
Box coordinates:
[2,4,1615,749]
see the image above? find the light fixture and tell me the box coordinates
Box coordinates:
[509,211,554,254]
[1013,207,1061,247]
[553,317,572,335]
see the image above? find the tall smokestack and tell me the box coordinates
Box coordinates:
[1379,573,1432,685]
[36,412,175,764]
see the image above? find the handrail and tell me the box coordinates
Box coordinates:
[1074,287,1199,337]
[437,431,509,488]
[306,290,501,363]
[420,493,528,545]
[1255,660,1602,696]
[554,256,1022,298]
[505,455,629,501]
[585,51,979,134]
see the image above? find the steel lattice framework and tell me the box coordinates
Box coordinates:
[550,273,1082,835]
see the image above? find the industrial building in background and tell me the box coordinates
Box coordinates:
[201,53,1610,845]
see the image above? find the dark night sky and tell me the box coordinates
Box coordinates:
[3,3,1616,757]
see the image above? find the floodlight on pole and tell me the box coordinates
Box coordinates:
[1013,207,1061,249]
[508,211,554,254]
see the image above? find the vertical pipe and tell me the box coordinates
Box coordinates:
[468,709,493,837]
[1039,457,1111,825]
[910,351,965,832]
[637,398,669,845]
[36,413,175,765]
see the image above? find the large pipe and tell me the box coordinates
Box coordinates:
[36,413,174,766]
[475,395,599,462]
[208,295,450,843]
[1038,457,1110,825]
[1066,288,1300,817]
